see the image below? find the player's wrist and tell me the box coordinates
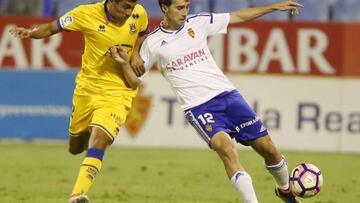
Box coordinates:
[117,59,130,66]
[28,27,39,38]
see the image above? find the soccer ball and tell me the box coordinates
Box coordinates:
[289,163,323,198]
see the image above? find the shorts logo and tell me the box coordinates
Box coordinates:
[205,124,213,132]
[235,117,260,132]
[60,15,74,28]
[259,125,267,133]
[129,23,137,35]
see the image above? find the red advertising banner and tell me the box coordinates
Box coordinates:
[224,21,342,76]
[0,16,83,69]
[0,17,359,76]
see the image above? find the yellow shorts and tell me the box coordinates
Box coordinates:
[69,94,132,141]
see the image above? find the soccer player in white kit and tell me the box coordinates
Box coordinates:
[112,0,304,202]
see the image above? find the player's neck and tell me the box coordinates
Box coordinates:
[106,4,124,26]
[161,19,182,31]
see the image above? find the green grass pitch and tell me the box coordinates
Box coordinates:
[0,143,359,203]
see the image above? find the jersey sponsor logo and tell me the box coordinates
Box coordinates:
[104,44,133,57]
[187,28,195,38]
[60,15,74,28]
[129,23,137,35]
[165,48,209,71]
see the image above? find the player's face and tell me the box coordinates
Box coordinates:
[108,0,137,25]
[164,0,190,29]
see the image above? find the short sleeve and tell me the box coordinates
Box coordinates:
[57,5,87,32]
[136,4,149,33]
[205,13,230,36]
[139,38,156,80]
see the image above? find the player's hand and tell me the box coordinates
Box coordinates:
[110,45,129,65]
[274,0,303,16]
[9,27,37,39]
[130,52,145,77]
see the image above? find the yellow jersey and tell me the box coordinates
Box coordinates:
[57,0,148,99]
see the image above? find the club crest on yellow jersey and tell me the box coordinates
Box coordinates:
[129,23,137,35]
[187,28,195,38]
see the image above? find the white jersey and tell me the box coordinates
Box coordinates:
[140,13,236,110]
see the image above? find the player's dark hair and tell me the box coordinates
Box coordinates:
[158,0,172,13]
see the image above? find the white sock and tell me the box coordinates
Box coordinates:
[266,157,290,190]
[230,171,259,203]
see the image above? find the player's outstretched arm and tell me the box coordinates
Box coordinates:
[229,0,303,24]
[111,45,142,89]
[130,28,150,77]
[9,20,61,39]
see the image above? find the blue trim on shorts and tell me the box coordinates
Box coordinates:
[185,111,211,145]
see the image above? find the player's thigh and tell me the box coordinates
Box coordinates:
[226,91,269,144]
[69,95,93,139]
[210,131,235,152]
[89,99,130,143]
[184,101,228,147]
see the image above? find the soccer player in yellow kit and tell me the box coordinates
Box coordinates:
[10,0,149,202]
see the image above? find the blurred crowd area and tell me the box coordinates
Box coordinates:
[1,0,360,22]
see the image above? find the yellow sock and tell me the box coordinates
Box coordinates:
[71,157,102,196]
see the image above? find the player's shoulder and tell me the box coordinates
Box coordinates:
[148,26,161,36]
[134,4,146,13]
[186,12,214,23]
[146,27,162,42]
[69,2,102,15]
[142,26,165,49]
[134,3,147,15]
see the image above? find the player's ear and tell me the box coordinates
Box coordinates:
[160,4,168,13]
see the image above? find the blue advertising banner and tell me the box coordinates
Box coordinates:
[0,70,77,139]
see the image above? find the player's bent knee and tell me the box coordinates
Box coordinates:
[68,146,85,155]
[211,132,233,150]
[68,148,81,155]
[68,136,88,155]
[211,135,236,159]
[88,127,113,150]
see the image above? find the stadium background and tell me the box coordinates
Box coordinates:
[1,0,359,152]
[0,0,360,202]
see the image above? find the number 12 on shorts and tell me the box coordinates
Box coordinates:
[197,113,215,125]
